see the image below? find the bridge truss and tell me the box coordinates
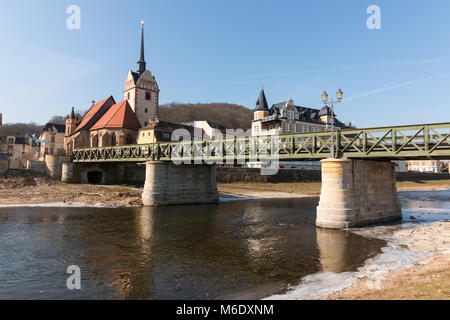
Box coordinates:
[72,122,450,163]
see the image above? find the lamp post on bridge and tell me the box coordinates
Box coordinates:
[321,88,343,158]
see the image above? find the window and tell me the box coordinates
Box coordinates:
[127,92,130,100]
[145,91,151,100]
[305,126,309,132]
[145,108,148,113]
[285,123,290,132]
[287,110,294,119]
[144,122,148,126]
[51,135,55,143]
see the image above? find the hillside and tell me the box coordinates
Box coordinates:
[159,102,253,129]
[0,122,43,137]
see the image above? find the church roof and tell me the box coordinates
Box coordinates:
[90,100,141,131]
[73,96,115,134]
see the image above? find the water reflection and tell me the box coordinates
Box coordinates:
[0,198,387,300]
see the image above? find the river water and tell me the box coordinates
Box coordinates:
[0,190,448,300]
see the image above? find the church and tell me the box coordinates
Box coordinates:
[64,22,159,155]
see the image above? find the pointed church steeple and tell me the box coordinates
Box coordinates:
[255,87,269,111]
[137,21,146,75]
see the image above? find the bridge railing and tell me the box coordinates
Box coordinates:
[71,122,450,162]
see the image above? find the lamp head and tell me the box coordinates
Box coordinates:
[321,91,329,103]
[336,88,343,101]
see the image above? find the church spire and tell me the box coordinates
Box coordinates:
[137,21,146,75]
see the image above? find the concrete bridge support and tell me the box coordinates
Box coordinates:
[316,158,402,229]
[142,162,218,206]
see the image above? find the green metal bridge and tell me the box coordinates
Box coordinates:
[72,122,450,163]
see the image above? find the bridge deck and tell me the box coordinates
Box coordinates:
[72,122,450,163]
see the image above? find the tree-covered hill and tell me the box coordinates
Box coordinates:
[159,102,253,129]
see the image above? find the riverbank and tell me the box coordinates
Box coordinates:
[0,172,142,207]
[324,221,450,300]
[218,179,450,197]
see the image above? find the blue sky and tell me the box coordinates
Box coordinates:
[0,0,449,127]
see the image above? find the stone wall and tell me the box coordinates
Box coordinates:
[216,167,321,183]
[216,166,449,184]
[316,159,402,229]
[0,160,8,174]
[27,161,46,175]
[62,162,145,185]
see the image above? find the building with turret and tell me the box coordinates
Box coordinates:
[251,88,347,137]
[249,88,350,170]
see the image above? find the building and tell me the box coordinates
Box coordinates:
[5,135,38,168]
[123,21,159,128]
[39,123,66,158]
[251,88,346,137]
[248,88,348,170]
[89,100,141,147]
[64,23,156,154]
[406,160,441,173]
[182,121,229,139]
[137,120,202,144]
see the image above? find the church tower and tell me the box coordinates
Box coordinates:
[123,21,160,127]
[65,107,78,136]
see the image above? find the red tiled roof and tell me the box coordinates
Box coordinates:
[90,100,141,131]
[73,96,113,133]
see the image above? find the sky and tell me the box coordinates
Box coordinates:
[0,0,449,128]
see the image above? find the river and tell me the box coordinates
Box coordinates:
[0,190,448,300]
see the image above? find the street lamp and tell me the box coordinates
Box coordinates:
[322,89,343,158]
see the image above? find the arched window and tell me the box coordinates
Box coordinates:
[102,133,110,147]
[111,133,117,146]
[91,134,99,147]
[125,134,133,145]
[51,135,55,143]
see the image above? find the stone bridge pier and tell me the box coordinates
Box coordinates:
[142,162,218,206]
[316,158,402,229]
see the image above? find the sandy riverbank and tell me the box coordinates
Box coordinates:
[0,172,143,207]
[324,221,450,300]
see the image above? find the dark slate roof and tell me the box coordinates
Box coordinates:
[207,121,228,132]
[255,89,269,111]
[130,71,140,83]
[42,123,66,134]
[318,106,332,117]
